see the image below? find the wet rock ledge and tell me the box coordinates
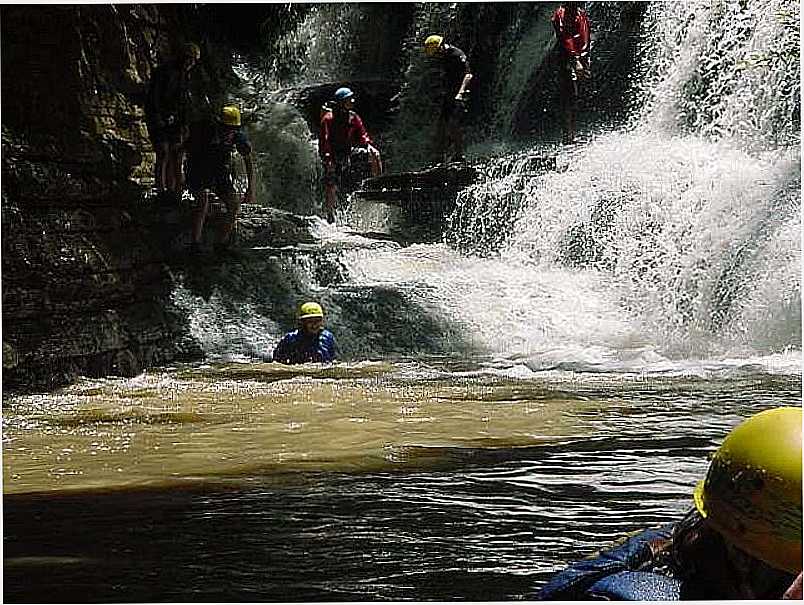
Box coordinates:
[0,5,255,391]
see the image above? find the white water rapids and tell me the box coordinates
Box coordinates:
[177,1,800,376]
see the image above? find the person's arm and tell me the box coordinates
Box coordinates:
[452,49,473,101]
[578,11,591,56]
[236,132,256,203]
[552,10,566,46]
[552,9,578,56]
[351,113,371,147]
[456,73,473,100]
[319,113,334,165]
[318,330,337,363]
[537,526,676,600]
[242,152,255,203]
[272,334,293,364]
[351,115,383,175]
[552,11,562,39]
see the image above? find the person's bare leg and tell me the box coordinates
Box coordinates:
[154,142,169,191]
[190,190,210,244]
[449,117,464,161]
[369,151,382,177]
[167,147,185,194]
[435,118,448,164]
[217,192,241,245]
[324,182,337,223]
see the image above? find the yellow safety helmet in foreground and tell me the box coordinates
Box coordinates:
[693,406,802,573]
[298,302,324,320]
[221,105,241,127]
[424,35,444,57]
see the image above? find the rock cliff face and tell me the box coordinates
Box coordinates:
[2,5,210,389]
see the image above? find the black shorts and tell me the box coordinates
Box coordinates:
[322,156,351,186]
[440,97,468,124]
[147,118,184,146]
[186,159,234,198]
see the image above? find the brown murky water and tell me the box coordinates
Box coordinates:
[4,361,594,494]
[3,360,800,602]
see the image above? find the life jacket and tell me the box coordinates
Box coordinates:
[319,107,371,161]
[536,525,683,600]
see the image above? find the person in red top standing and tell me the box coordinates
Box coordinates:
[319,87,382,224]
[552,2,591,144]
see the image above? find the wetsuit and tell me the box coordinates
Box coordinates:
[319,108,373,186]
[537,526,683,600]
[272,329,337,365]
[185,120,252,197]
[145,61,193,145]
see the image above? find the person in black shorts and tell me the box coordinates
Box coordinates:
[185,105,255,256]
[424,35,473,163]
[145,42,201,199]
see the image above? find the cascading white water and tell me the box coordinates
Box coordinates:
[636,0,799,151]
[173,2,799,372]
[342,1,800,369]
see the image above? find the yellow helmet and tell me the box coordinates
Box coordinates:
[693,407,802,573]
[424,35,444,57]
[221,105,241,127]
[298,302,324,320]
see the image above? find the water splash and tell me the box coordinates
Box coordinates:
[635,0,800,150]
[443,0,800,359]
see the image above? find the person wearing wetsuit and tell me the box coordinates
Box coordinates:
[273,302,338,364]
[319,87,382,224]
[185,105,255,256]
[145,42,201,199]
[552,2,591,144]
[537,407,802,601]
[424,35,473,163]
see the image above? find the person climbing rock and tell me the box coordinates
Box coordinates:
[145,42,202,201]
[185,105,255,257]
[319,86,382,224]
[537,406,803,601]
[552,2,591,144]
[273,302,338,364]
[423,35,473,164]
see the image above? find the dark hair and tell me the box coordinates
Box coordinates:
[656,508,796,599]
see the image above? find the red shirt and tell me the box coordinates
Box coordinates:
[552,7,591,57]
[319,109,372,160]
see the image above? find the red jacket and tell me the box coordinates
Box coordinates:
[552,6,591,57]
[319,109,372,161]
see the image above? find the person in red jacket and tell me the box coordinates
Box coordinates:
[552,2,591,144]
[319,87,382,224]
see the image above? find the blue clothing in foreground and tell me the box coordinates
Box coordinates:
[537,525,682,601]
[272,329,337,364]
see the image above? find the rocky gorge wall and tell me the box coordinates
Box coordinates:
[1,5,222,389]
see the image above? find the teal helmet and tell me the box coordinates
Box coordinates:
[334,87,354,102]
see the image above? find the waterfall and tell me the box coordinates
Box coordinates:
[175,2,799,368]
[442,0,800,359]
[636,0,800,151]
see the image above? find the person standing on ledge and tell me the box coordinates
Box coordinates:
[185,105,255,257]
[319,86,382,224]
[273,302,338,364]
[552,2,591,144]
[537,406,802,601]
[145,42,201,201]
[423,34,473,164]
